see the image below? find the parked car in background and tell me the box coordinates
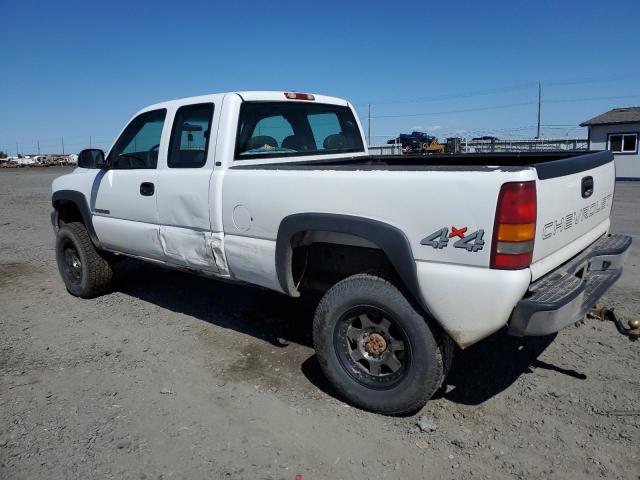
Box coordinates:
[387,131,445,154]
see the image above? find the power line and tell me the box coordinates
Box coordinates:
[544,73,640,87]
[366,83,537,106]
[544,94,640,104]
[359,73,640,107]
[367,93,640,120]
[370,101,536,119]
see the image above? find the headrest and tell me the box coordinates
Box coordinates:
[281,135,307,151]
[323,134,348,150]
[248,136,278,149]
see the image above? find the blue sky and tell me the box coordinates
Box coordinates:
[1,0,639,154]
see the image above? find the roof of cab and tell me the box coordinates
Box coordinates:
[140,91,349,113]
[236,91,349,106]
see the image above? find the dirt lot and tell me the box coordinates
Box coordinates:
[1,167,638,480]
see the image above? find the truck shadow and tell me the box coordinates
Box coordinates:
[300,329,587,408]
[437,329,587,406]
[113,259,317,348]
[114,259,586,407]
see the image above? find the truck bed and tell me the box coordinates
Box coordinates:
[232,150,612,179]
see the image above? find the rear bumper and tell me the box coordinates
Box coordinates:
[509,234,632,336]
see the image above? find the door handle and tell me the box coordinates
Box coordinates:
[140,182,155,196]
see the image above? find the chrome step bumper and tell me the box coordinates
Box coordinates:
[509,234,632,336]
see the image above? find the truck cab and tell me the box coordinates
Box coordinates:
[53,91,367,272]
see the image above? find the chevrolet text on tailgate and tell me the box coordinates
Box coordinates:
[51,91,633,415]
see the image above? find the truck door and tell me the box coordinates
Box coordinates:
[91,109,167,259]
[155,101,221,272]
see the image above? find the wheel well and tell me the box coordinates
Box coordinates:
[276,213,426,313]
[290,231,398,294]
[54,200,83,226]
[52,190,102,249]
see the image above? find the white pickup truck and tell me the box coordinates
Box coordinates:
[51,91,631,415]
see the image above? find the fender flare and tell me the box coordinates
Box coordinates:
[51,190,102,249]
[275,213,426,309]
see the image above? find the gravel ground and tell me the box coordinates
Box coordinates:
[1,167,638,480]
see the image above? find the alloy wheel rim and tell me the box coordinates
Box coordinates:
[334,305,409,389]
[62,241,82,284]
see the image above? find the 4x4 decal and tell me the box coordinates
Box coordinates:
[421,226,485,252]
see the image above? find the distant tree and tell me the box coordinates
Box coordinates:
[0,151,6,158]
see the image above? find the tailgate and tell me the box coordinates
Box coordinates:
[531,151,615,280]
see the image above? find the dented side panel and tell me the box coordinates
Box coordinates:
[154,94,226,273]
[208,231,229,275]
[158,226,222,273]
[93,215,165,260]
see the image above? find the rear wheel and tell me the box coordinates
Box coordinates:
[313,274,453,415]
[55,222,113,298]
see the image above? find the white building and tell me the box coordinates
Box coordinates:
[580,107,640,180]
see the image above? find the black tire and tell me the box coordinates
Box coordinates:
[313,274,453,415]
[55,222,113,298]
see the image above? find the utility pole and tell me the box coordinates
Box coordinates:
[367,103,371,146]
[90,135,92,148]
[62,136,65,155]
[536,82,542,139]
[16,142,19,156]
[37,140,40,155]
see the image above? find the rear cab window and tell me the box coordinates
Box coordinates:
[234,102,364,160]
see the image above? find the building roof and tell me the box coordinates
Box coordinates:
[580,107,640,126]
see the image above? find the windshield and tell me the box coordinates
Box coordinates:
[235,101,364,160]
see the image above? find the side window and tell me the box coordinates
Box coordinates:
[108,109,166,169]
[168,103,214,168]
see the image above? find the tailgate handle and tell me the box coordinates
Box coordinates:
[581,176,594,198]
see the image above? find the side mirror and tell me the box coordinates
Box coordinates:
[78,149,106,169]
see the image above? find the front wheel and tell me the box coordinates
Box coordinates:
[313,274,452,415]
[55,222,113,298]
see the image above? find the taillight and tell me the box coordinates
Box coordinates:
[490,181,537,269]
[284,92,315,100]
